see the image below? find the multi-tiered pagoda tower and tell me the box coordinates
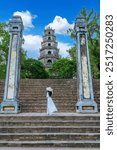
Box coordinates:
[39,27,59,68]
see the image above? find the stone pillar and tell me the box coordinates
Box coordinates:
[0,16,23,113]
[74,16,97,113]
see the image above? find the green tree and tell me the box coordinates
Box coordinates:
[21,58,49,79]
[67,8,100,79]
[49,58,76,79]
[0,23,10,62]
[0,23,9,79]
[80,8,100,78]
[67,46,77,61]
[89,33,100,78]
[80,8,100,40]
[0,63,6,79]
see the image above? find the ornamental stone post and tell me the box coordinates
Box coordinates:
[0,16,23,113]
[74,16,98,113]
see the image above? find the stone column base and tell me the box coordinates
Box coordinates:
[0,100,20,113]
[76,99,98,113]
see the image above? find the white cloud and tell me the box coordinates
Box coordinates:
[46,16,74,35]
[23,35,42,58]
[13,10,37,29]
[22,34,72,59]
[58,42,72,58]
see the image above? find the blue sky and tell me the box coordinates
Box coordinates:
[0,0,100,58]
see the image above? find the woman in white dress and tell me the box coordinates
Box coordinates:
[46,87,58,115]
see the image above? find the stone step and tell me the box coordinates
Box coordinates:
[0,126,100,133]
[21,106,75,109]
[19,96,77,99]
[20,101,76,104]
[21,102,72,105]
[0,87,99,91]
[0,114,100,121]
[19,90,77,93]
[20,106,75,109]
[20,104,75,108]
[19,84,99,87]
[20,101,76,103]
[0,140,100,147]
[19,87,99,89]
[0,95,97,98]
[20,97,99,101]
[0,81,99,85]
[19,90,77,92]
[0,120,100,126]
[21,107,75,110]
[20,107,75,111]
[20,109,46,112]
[1,88,94,91]
[21,100,76,103]
[0,89,99,93]
[20,96,76,100]
[19,86,77,89]
[19,86,99,89]
[0,133,100,141]
[21,110,75,113]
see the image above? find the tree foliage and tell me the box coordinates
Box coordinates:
[0,23,9,79]
[89,33,100,78]
[80,8,100,40]
[67,8,100,79]
[0,63,6,79]
[67,46,77,62]
[49,58,76,79]
[0,23,10,62]
[21,58,49,79]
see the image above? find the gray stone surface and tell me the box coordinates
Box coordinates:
[0,148,100,150]
[0,112,100,117]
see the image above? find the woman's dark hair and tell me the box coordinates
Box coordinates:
[48,91,52,97]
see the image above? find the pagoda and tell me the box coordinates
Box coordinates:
[39,27,59,68]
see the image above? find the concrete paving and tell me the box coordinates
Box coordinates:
[0,148,100,150]
[0,112,100,117]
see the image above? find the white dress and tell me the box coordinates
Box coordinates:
[47,92,57,115]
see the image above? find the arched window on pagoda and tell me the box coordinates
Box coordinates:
[47,59,52,65]
[48,43,51,46]
[48,51,51,55]
[48,37,51,40]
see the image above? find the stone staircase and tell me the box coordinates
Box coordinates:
[0,79,100,112]
[0,113,100,147]
[0,79,100,148]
